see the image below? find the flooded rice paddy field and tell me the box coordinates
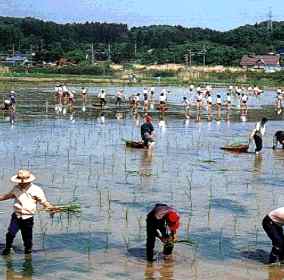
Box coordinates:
[0,84,284,279]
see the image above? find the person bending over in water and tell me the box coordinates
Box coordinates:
[146,204,180,262]
[273,131,284,149]
[263,207,284,263]
[141,115,154,148]
[250,117,268,155]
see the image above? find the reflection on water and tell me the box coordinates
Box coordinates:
[4,256,33,280]
[268,267,284,280]
[254,154,263,174]
[144,260,174,280]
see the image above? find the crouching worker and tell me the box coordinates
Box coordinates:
[146,203,180,262]
[0,170,58,255]
[141,115,155,148]
[262,208,284,263]
[273,131,284,149]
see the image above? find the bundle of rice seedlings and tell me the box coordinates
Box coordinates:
[55,202,81,213]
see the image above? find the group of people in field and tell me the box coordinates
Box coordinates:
[0,168,180,263]
[1,90,17,124]
[1,82,284,266]
[54,84,88,112]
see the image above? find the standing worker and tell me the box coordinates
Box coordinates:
[141,115,155,148]
[0,170,58,255]
[146,203,180,262]
[262,207,284,263]
[250,117,268,155]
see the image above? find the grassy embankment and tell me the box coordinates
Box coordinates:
[0,64,283,88]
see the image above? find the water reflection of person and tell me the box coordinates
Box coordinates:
[4,255,33,280]
[144,259,174,280]
[254,153,263,173]
[268,267,284,280]
[140,148,153,169]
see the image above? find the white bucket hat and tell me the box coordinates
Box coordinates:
[11,169,36,183]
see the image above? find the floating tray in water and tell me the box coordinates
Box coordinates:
[221,144,249,153]
[123,139,146,149]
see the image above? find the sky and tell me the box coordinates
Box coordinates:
[0,0,283,31]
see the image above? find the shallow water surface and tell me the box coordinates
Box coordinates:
[0,84,283,279]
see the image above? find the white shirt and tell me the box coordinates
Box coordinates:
[183,99,190,106]
[160,95,167,102]
[227,95,231,102]
[207,96,212,103]
[117,91,123,97]
[216,97,222,104]
[269,207,284,225]
[100,91,106,98]
[251,121,265,138]
[241,95,248,102]
[62,86,68,92]
[10,183,47,219]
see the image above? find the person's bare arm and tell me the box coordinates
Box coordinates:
[41,201,60,212]
[0,193,14,201]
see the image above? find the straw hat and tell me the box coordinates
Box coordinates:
[11,170,36,183]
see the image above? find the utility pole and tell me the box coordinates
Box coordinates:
[12,43,15,56]
[108,43,111,61]
[134,41,137,57]
[184,53,189,68]
[189,49,192,68]
[91,43,95,64]
[202,45,207,66]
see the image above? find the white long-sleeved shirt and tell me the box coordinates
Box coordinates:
[10,183,48,219]
[250,121,266,138]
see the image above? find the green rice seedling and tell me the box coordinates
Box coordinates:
[186,217,191,240]
[54,202,81,214]
[122,233,130,251]
[98,190,102,208]
[72,185,79,200]
[218,229,223,253]
[233,215,238,236]
[107,191,111,210]
[125,207,129,225]
[137,215,143,232]
[105,232,110,250]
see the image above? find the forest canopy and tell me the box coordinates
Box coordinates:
[0,16,283,66]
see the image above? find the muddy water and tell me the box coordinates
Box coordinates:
[0,84,283,279]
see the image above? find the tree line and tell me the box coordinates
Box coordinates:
[0,16,283,66]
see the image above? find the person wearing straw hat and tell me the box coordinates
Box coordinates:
[0,170,58,255]
[146,203,180,262]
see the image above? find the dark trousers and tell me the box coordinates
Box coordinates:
[5,213,34,252]
[115,97,122,106]
[100,98,106,107]
[146,217,173,261]
[254,134,263,152]
[262,215,284,263]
